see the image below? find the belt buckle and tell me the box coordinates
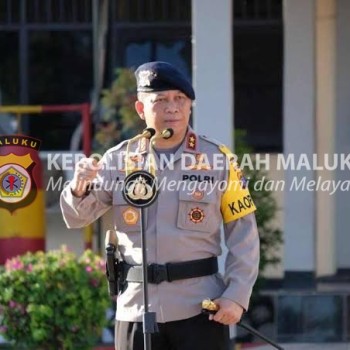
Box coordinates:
[151,263,168,284]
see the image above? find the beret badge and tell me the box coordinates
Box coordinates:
[138,70,156,87]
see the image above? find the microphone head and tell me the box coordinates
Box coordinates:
[144,127,156,139]
[162,128,174,140]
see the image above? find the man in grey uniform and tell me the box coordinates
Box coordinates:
[60,61,260,350]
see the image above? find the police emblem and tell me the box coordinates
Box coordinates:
[0,135,41,213]
[138,70,156,87]
[122,170,158,208]
[188,207,205,224]
[0,164,31,202]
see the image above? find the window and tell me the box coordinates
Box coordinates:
[28,31,92,150]
[0,0,283,152]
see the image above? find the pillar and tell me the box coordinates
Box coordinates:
[191,0,234,149]
[283,0,316,287]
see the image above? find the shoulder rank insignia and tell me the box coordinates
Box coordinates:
[186,132,197,151]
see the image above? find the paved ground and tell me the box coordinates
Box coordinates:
[242,343,350,350]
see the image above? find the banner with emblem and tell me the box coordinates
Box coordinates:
[0,136,41,212]
[0,135,45,264]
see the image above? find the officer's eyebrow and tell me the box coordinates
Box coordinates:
[155,90,185,97]
[151,92,168,101]
[138,90,186,102]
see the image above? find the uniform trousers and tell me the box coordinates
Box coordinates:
[115,313,230,350]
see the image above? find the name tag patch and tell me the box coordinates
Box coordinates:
[182,175,215,183]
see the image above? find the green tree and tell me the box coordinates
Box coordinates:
[93,68,144,154]
[235,130,283,281]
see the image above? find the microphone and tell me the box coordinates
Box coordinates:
[151,128,174,146]
[147,128,174,176]
[129,127,156,143]
[161,128,174,140]
[125,128,156,175]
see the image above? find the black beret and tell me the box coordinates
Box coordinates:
[135,61,195,100]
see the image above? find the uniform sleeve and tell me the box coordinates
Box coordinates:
[60,153,113,229]
[218,145,259,310]
[221,213,260,310]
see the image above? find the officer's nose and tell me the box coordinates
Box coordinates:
[165,100,179,113]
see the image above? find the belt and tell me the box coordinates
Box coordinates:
[123,257,218,284]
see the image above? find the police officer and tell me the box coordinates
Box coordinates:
[60,61,260,350]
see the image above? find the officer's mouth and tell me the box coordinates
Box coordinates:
[164,119,182,124]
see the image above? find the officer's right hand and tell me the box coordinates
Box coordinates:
[70,158,102,197]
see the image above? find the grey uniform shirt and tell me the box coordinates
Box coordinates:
[60,128,260,323]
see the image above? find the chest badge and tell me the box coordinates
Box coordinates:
[192,190,204,200]
[188,207,205,224]
[122,207,139,225]
[122,170,158,208]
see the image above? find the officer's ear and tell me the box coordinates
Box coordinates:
[135,100,145,120]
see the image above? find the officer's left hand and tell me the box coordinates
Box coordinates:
[209,298,243,325]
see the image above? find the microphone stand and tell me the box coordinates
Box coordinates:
[104,206,157,350]
[139,206,156,350]
[122,129,174,350]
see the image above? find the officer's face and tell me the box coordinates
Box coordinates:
[135,90,192,145]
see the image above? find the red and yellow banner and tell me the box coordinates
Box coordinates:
[0,135,45,264]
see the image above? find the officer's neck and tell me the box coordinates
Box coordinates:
[152,137,182,150]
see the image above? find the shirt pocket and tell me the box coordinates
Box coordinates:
[177,189,220,233]
[112,190,141,233]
